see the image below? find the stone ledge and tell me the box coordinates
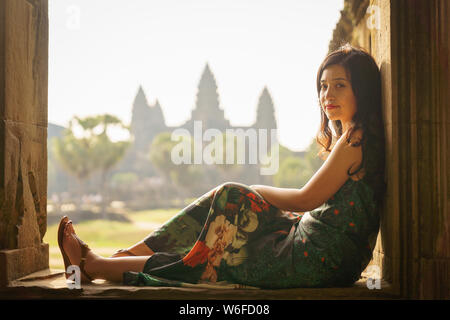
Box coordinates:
[0,244,49,287]
[0,269,400,300]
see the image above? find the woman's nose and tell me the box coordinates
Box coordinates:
[324,87,335,100]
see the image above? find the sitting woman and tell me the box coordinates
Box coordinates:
[58,43,386,289]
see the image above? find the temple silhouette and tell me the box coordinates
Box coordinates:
[48,63,281,196]
[120,63,279,180]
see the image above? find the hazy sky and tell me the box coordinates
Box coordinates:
[48,0,344,151]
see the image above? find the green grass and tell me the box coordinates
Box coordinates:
[127,208,182,225]
[44,208,180,270]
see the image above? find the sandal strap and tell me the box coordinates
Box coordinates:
[73,234,93,282]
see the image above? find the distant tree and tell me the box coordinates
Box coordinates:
[149,132,181,181]
[110,172,139,186]
[273,157,311,188]
[92,115,131,192]
[214,132,245,181]
[304,138,324,174]
[51,120,98,203]
[278,144,296,160]
[52,114,131,217]
[273,140,324,189]
[149,132,217,196]
[110,172,139,202]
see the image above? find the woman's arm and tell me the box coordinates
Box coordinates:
[251,134,363,212]
[249,185,307,211]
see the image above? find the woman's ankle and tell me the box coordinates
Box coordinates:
[126,242,155,256]
[84,251,103,280]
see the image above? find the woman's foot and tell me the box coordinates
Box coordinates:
[58,217,153,283]
[61,220,99,283]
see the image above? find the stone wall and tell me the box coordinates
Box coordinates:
[0,0,447,298]
[330,0,449,299]
[0,0,49,286]
[389,0,449,299]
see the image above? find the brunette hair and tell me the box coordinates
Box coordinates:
[315,43,386,203]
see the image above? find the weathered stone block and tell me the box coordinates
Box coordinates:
[1,0,48,126]
[0,243,49,287]
[0,121,47,250]
[0,0,48,286]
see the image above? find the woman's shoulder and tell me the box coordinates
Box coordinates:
[334,129,364,177]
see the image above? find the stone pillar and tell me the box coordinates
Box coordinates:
[357,0,400,294]
[329,0,398,294]
[0,0,49,286]
[330,0,449,299]
[390,0,449,299]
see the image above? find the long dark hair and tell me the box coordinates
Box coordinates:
[315,43,386,204]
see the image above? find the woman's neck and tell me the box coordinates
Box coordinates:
[341,121,353,134]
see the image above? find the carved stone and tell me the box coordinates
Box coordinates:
[330,0,449,299]
[0,0,49,286]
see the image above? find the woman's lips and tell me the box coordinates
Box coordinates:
[326,104,339,109]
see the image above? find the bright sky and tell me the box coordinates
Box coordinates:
[48,0,344,152]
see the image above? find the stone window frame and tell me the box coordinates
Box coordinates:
[1,0,448,299]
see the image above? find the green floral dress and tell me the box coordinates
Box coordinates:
[123,179,379,289]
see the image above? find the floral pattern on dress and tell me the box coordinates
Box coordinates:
[124,179,379,289]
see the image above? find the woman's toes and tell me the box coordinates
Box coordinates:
[64,225,71,238]
[63,226,80,261]
[61,216,69,225]
[66,220,75,233]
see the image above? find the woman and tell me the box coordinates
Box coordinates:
[58,43,386,288]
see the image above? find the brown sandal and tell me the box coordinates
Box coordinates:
[57,216,93,283]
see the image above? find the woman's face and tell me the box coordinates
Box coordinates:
[319,64,358,128]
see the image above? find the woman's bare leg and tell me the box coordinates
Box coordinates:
[110,187,221,258]
[62,221,151,283]
[110,240,155,258]
[88,255,152,283]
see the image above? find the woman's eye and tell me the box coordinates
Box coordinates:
[321,83,344,90]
